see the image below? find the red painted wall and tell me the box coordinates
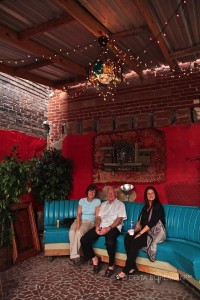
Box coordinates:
[0,128,199,206]
[0,130,46,210]
[62,133,96,199]
[0,130,46,161]
[62,125,200,206]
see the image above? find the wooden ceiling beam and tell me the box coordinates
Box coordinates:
[110,26,148,40]
[15,60,53,72]
[18,14,74,39]
[170,44,200,60]
[0,64,55,88]
[56,0,106,37]
[0,23,87,77]
[54,75,86,89]
[56,0,144,79]
[135,0,177,70]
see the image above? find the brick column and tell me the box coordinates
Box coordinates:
[48,90,69,143]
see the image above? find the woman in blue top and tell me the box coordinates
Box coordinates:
[69,184,101,264]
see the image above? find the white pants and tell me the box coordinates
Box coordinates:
[69,220,94,259]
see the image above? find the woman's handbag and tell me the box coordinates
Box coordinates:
[142,208,166,261]
[60,218,76,228]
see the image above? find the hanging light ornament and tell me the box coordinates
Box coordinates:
[88,36,123,100]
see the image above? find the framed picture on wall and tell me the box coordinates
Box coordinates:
[11,201,41,263]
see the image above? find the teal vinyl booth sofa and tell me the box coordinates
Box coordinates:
[43,200,200,290]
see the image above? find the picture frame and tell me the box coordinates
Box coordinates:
[11,201,41,263]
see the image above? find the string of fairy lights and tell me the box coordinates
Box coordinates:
[0,0,199,101]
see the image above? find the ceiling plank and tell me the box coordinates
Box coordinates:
[135,0,177,70]
[170,44,200,60]
[56,0,143,78]
[0,64,55,88]
[18,14,74,39]
[110,26,148,40]
[0,23,87,77]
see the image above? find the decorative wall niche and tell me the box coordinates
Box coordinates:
[93,129,166,184]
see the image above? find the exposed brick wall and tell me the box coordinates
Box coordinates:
[48,71,200,142]
[0,73,48,138]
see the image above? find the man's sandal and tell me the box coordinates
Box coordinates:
[105,268,114,278]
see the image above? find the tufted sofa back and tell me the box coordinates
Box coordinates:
[122,202,143,232]
[44,200,79,226]
[164,204,200,243]
[44,200,200,244]
[123,202,200,244]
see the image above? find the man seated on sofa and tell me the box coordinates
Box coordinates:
[80,186,127,278]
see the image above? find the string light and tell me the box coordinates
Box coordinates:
[136,0,187,59]
[0,0,188,71]
[0,0,194,99]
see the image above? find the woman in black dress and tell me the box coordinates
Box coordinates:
[115,186,166,280]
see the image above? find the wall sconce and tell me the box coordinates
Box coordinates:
[120,184,134,201]
[43,120,50,134]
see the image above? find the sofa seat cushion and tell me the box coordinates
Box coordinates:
[93,235,175,258]
[169,239,200,280]
[93,235,200,280]
[138,239,200,280]
[138,240,176,261]
[92,233,128,253]
[44,226,70,244]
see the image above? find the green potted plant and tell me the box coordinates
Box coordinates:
[0,145,30,271]
[30,148,73,231]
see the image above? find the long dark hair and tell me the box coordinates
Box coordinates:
[85,184,98,197]
[144,186,160,208]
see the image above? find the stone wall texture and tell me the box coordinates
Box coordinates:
[0,73,49,138]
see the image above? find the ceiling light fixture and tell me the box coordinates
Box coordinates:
[88,36,123,101]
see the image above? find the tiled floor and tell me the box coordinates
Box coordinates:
[1,254,199,300]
